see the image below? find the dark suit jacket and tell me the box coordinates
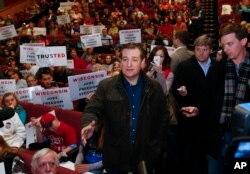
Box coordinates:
[172,56,215,143]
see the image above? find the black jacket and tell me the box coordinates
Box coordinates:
[82,72,168,172]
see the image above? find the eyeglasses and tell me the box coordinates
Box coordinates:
[38,162,56,170]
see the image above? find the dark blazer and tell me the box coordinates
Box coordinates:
[82,72,168,172]
[172,56,215,143]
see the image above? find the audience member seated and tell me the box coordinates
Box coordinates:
[26,74,39,87]
[0,107,26,148]
[103,55,113,72]
[29,113,77,155]
[38,69,58,89]
[0,135,25,174]
[1,92,27,125]
[70,48,88,70]
[7,57,19,71]
[22,63,40,76]
[52,66,73,87]
[75,123,104,174]
[108,60,121,77]
[99,28,113,53]
[31,148,59,174]
[6,69,28,89]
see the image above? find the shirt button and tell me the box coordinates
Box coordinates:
[132,117,135,120]
[133,129,135,132]
[132,106,135,108]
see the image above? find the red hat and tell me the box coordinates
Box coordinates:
[40,113,55,128]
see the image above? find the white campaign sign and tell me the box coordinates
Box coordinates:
[35,46,67,67]
[80,25,93,35]
[15,86,44,103]
[92,25,105,34]
[22,43,45,47]
[33,27,47,36]
[0,163,5,174]
[0,80,16,96]
[119,29,141,44]
[20,45,40,64]
[80,33,102,49]
[0,25,17,40]
[25,122,37,148]
[68,71,107,100]
[57,14,71,25]
[32,87,73,109]
[67,59,74,69]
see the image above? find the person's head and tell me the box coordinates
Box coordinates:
[6,69,22,81]
[0,135,12,159]
[146,45,171,70]
[39,113,60,132]
[112,61,121,72]
[26,74,38,87]
[120,43,145,84]
[70,48,78,59]
[105,55,112,64]
[40,71,54,89]
[2,92,19,109]
[22,63,33,70]
[194,35,213,63]
[102,28,108,36]
[8,57,17,67]
[220,24,248,62]
[173,29,190,48]
[92,63,106,72]
[31,148,59,174]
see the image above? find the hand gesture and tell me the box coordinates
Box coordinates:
[75,164,89,173]
[180,106,199,117]
[177,86,188,96]
[30,117,41,127]
[81,120,96,146]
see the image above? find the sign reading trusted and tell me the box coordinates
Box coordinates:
[68,71,107,100]
[35,46,67,67]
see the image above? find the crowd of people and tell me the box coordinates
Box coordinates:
[0,0,250,174]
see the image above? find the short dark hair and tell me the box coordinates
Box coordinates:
[121,43,145,59]
[175,30,190,46]
[220,24,248,41]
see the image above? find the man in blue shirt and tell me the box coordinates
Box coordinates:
[81,43,168,173]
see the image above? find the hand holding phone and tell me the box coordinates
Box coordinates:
[153,56,161,66]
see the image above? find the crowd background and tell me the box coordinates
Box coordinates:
[0,0,250,174]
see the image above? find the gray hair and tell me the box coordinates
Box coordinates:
[31,148,59,172]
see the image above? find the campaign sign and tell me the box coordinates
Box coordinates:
[0,25,17,40]
[80,33,102,49]
[22,43,45,47]
[25,122,37,148]
[80,25,93,35]
[33,27,47,36]
[57,14,71,25]
[119,29,141,44]
[32,87,73,109]
[59,2,78,10]
[0,80,16,96]
[92,25,105,34]
[20,45,40,64]
[68,71,107,100]
[67,59,74,69]
[35,46,67,67]
[15,86,44,103]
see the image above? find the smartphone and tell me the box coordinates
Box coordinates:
[153,56,161,66]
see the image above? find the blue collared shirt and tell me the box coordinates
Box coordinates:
[197,58,211,76]
[123,75,143,144]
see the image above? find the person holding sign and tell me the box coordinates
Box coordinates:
[81,43,168,173]
[6,69,27,89]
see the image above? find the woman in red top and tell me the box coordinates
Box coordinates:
[70,48,88,69]
[144,45,174,96]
